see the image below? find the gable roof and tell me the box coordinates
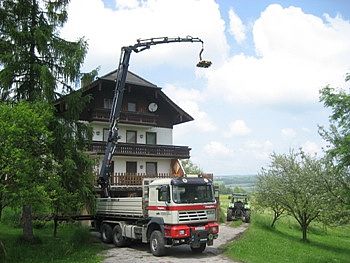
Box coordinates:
[99,69,159,89]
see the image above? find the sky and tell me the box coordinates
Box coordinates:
[60,0,350,175]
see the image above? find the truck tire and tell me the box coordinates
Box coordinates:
[150,230,166,256]
[112,224,128,247]
[190,243,206,253]
[101,223,113,243]
[227,209,233,221]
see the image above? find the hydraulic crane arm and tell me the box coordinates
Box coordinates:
[98,36,211,197]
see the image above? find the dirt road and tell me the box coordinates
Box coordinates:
[100,223,248,263]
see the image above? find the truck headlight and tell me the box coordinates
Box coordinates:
[210,226,218,234]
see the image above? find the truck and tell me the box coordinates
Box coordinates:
[94,177,218,256]
[94,36,217,256]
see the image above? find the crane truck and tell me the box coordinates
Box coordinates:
[94,36,217,256]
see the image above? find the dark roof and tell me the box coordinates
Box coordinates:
[100,70,159,89]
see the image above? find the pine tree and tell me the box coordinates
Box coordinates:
[0,0,95,241]
[0,0,87,102]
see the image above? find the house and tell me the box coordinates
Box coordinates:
[75,69,194,195]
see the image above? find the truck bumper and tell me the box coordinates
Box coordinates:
[164,222,219,247]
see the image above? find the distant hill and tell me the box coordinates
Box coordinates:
[214,175,257,193]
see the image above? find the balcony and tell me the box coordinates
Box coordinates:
[108,172,172,187]
[90,108,157,125]
[89,141,191,159]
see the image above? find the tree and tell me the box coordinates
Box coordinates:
[0,0,95,238]
[181,160,203,175]
[0,102,56,242]
[319,78,350,217]
[255,171,285,227]
[258,151,328,241]
[0,0,87,102]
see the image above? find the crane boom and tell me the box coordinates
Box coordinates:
[98,36,209,197]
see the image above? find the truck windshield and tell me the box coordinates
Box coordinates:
[172,184,215,204]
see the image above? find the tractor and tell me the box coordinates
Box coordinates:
[226,193,250,223]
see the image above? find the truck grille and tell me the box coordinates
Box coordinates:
[178,210,208,222]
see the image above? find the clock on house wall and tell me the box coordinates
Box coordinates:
[148,102,158,112]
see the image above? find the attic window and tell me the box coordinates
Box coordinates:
[127,102,137,112]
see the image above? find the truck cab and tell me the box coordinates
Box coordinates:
[146,177,219,254]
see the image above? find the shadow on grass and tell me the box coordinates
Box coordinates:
[255,220,350,256]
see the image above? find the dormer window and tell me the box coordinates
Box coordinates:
[127,102,137,112]
[104,98,113,109]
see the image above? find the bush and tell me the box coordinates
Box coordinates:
[70,225,93,247]
[1,208,21,228]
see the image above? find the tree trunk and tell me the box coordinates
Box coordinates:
[301,224,308,242]
[271,215,277,228]
[22,205,34,242]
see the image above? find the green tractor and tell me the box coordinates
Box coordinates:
[226,193,250,223]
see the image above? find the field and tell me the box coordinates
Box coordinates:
[0,220,104,263]
[224,212,350,263]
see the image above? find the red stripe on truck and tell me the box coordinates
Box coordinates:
[147,204,216,211]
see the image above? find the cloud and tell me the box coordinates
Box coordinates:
[225,120,251,137]
[205,4,350,106]
[228,8,246,44]
[61,0,229,73]
[203,141,233,157]
[301,140,321,155]
[163,84,216,133]
[281,128,297,138]
[242,140,274,160]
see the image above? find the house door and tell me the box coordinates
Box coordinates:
[126,161,137,174]
[146,162,157,176]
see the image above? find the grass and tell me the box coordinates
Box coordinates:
[225,213,350,263]
[0,221,104,263]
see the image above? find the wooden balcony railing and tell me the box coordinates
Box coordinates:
[89,141,191,159]
[90,108,157,125]
[107,172,172,186]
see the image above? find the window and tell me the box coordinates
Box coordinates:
[127,102,137,112]
[103,128,109,142]
[126,162,137,174]
[158,185,170,202]
[146,162,157,176]
[104,98,113,109]
[126,130,137,143]
[146,132,157,145]
[172,184,215,204]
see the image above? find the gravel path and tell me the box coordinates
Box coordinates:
[99,223,248,263]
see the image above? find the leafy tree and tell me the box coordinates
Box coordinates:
[255,172,285,227]
[0,0,95,238]
[0,102,56,242]
[181,159,203,175]
[258,151,328,241]
[319,78,350,218]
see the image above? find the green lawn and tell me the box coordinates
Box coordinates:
[0,222,104,263]
[225,213,350,263]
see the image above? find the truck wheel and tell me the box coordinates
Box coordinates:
[227,209,233,221]
[101,223,113,243]
[112,224,129,247]
[190,243,206,253]
[150,230,166,256]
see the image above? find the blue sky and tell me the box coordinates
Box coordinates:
[61,0,350,175]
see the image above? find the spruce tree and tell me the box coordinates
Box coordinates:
[0,0,95,241]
